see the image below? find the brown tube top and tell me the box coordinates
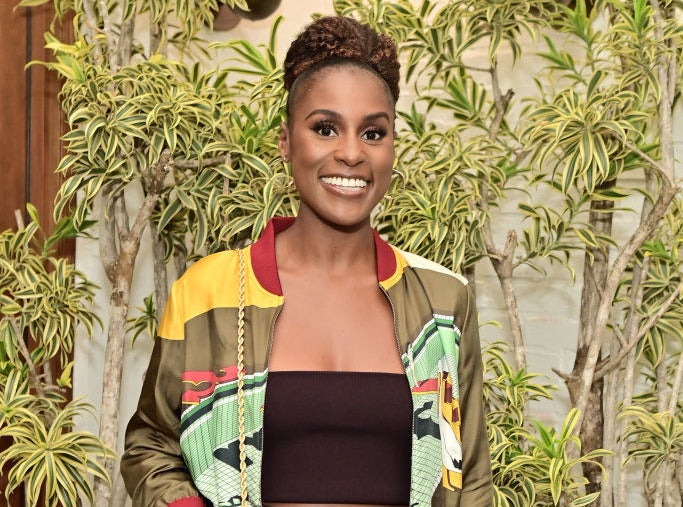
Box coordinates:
[261,371,412,504]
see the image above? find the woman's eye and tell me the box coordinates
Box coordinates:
[315,122,336,137]
[362,128,386,142]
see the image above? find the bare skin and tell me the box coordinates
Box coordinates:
[265,66,408,507]
[269,220,403,374]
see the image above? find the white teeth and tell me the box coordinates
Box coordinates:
[321,176,368,188]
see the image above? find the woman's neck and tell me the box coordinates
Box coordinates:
[275,213,377,278]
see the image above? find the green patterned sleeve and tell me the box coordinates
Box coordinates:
[435,284,493,506]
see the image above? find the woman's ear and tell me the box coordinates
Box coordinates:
[278,121,290,162]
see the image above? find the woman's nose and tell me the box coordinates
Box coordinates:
[334,135,364,166]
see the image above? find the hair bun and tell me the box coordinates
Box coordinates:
[284,16,400,103]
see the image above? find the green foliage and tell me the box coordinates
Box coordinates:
[0,398,114,507]
[621,406,683,488]
[209,17,298,248]
[46,9,294,263]
[0,205,100,366]
[505,409,611,506]
[127,294,158,346]
[51,50,232,230]
[377,124,490,269]
[483,342,552,507]
[484,342,557,432]
[636,197,683,364]
[0,206,111,506]
[483,342,611,506]
[19,0,250,42]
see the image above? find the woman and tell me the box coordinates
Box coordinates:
[121,16,492,507]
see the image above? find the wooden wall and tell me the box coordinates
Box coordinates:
[0,2,73,259]
[1,4,73,505]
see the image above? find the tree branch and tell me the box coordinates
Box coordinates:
[489,62,513,143]
[667,327,683,414]
[81,0,104,65]
[125,151,173,250]
[9,318,46,401]
[114,192,130,245]
[614,252,649,506]
[117,11,135,68]
[573,184,677,425]
[462,64,492,73]
[150,11,168,56]
[621,139,659,172]
[175,155,227,169]
[151,221,169,317]
[593,277,683,381]
[99,186,117,284]
[98,0,119,70]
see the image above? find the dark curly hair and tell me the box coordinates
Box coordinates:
[283,16,400,112]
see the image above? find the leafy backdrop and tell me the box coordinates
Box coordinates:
[2,0,681,506]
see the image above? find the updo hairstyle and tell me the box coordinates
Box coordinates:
[283,16,400,112]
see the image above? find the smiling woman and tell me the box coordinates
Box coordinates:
[121,15,493,507]
[278,64,395,232]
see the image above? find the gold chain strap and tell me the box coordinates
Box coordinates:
[236,248,250,507]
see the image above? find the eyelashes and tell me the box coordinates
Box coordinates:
[363,127,387,141]
[314,120,336,137]
[312,120,388,141]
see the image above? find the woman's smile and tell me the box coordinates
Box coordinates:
[320,175,370,196]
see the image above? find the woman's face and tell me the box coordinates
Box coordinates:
[279,64,395,230]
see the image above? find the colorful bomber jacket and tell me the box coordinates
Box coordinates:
[121,217,493,507]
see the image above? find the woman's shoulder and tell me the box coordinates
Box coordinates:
[173,249,240,289]
[394,248,469,288]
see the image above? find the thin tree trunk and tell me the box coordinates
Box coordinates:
[653,359,668,507]
[93,154,170,507]
[150,12,168,56]
[616,254,648,507]
[601,336,619,507]
[616,348,637,506]
[487,229,526,371]
[568,347,604,496]
[174,250,187,280]
[110,473,129,507]
[568,188,614,501]
[93,213,135,507]
[481,60,525,370]
[668,350,683,411]
[151,222,169,317]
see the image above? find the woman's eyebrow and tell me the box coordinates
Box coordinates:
[364,112,391,123]
[305,109,391,122]
[305,109,340,120]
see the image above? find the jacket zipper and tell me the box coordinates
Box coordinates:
[379,285,415,504]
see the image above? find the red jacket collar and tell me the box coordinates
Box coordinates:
[250,217,397,296]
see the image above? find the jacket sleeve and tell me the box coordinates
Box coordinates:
[434,284,493,506]
[120,283,205,507]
